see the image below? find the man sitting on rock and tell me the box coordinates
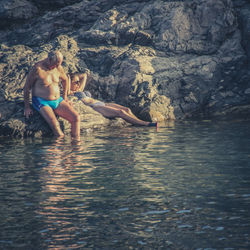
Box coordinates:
[23,51,80,139]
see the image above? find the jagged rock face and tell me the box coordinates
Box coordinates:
[0,0,38,28]
[0,0,250,138]
[81,0,237,54]
[29,0,82,9]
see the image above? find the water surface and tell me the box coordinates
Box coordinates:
[0,120,249,249]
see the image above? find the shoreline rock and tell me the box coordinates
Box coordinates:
[0,0,250,138]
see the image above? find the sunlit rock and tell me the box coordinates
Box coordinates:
[0,0,250,137]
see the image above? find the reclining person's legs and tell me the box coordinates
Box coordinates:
[106,103,137,118]
[94,106,150,126]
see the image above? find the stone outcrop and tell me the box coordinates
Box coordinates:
[0,0,250,137]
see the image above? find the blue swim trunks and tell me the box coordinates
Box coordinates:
[32,96,64,112]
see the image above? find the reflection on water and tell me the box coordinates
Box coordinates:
[0,120,250,249]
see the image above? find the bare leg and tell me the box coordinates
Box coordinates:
[39,106,64,137]
[93,106,150,126]
[105,103,139,119]
[54,100,80,138]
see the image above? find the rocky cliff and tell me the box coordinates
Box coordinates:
[0,0,250,137]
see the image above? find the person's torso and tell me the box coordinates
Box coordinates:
[32,64,61,100]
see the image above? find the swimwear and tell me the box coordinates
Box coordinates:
[90,101,105,108]
[84,91,92,97]
[32,96,64,112]
[73,91,105,107]
[74,91,92,100]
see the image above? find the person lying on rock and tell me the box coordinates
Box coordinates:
[68,72,158,127]
[23,51,80,139]
[67,70,89,95]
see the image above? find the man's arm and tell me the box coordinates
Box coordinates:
[23,67,36,118]
[59,66,69,100]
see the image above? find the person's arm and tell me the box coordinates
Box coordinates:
[23,67,36,118]
[67,74,71,96]
[59,66,69,100]
[78,74,86,92]
[78,70,90,92]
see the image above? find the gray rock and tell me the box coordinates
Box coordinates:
[0,0,38,29]
[0,0,250,138]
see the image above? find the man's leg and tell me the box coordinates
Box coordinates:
[54,100,80,138]
[39,106,64,137]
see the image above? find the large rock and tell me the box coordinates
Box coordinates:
[0,0,250,138]
[30,0,82,10]
[79,0,237,54]
[0,0,38,29]
[238,4,250,59]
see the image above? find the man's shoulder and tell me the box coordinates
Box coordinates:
[57,64,65,72]
[57,65,67,78]
[35,61,45,69]
[28,64,38,75]
[28,62,43,80]
[31,61,43,71]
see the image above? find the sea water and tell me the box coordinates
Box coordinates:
[0,119,249,249]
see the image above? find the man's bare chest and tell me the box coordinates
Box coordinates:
[36,68,60,87]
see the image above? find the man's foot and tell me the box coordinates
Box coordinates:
[54,133,65,138]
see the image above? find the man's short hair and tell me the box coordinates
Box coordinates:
[48,51,62,65]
